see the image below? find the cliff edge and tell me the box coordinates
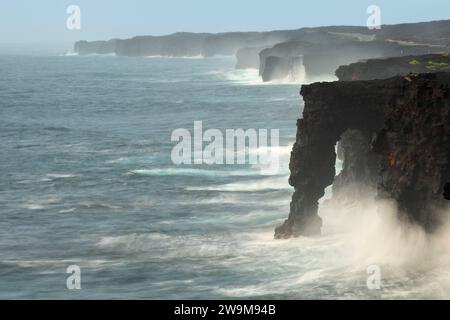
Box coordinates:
[275,73,450,238]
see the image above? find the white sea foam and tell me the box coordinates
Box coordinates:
[93,194,450,299]
[78,203,122,210]
[58,208,76,213]
[46,173,77,179]
[209,68,295,86]
[184,193,290,206]
[23,196,61,210]
[145,55,204,59]
[129,168,260,177]
[107,154,162,165]
[80,52,117,57]
[2,259,124,269]
[221,69,301,86]
[186,176,291,192]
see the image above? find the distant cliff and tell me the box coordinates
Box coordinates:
[259,40,445,82]
[74,31,293,57]
[73,20,450,84]
[74,39,118,55]
[73,25,375,57]
[336,53,450,81]
[258,20,450,82]
[275,73,450,238]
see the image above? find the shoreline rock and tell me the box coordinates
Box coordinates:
[276,73,450,238]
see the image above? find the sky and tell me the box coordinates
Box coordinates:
[0,0,449,43]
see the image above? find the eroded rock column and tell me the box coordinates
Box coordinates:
[275,80,396,238]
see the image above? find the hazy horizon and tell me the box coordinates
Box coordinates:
[2,16,450,45]
[1,0,449,44]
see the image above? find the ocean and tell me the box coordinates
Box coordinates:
[1,49,449,299]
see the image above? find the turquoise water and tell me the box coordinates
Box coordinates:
[0,53,300,298]
[1,51,449,299]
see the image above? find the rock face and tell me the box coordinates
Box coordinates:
[260,41,446,82]
[74,31,292,57]
[336,54,450,81]
[74,20,450,59]
[275,73,450,238]
[74,25,374,57]
[445,183,450,200]
[373,73,450,230]
[275,79,393,238]
[258,20,450,82]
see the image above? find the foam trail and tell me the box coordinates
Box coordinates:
[186,176,291,192]
[145,55,204,59]
[129,168,261,177]
[46,173,77,179]
[209,68,294,86]
[23,196,61,210]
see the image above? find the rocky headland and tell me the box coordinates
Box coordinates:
[275,67,450,238]
[74,20,450,83]
[259,40,443,82]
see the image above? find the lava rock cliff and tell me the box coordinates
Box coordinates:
[276,73,450,238]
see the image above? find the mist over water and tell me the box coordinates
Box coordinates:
[0,52,449,299]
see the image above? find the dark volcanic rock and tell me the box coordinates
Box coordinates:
[374,73,450,231]
[444,183,450,200]
[276,73,450,238]
[275,80,394,238]
[336,53,450,81]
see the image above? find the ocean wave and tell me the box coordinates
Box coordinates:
[94,217,450,299]
[107,155,161,165]
[212,68,306,86]
[78,203,122,210]
[220,209,286,225]
[46,173,77,179]
[23,196,61,210]
[128,168,260,177]
[184,193,290,206]
[58,208,77,213]
[206,68,276,86]
[186,176,290,192]
[145,55,204,59]
[43,126,71,132]
[1,259,123,269]
[96,231,268,257]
